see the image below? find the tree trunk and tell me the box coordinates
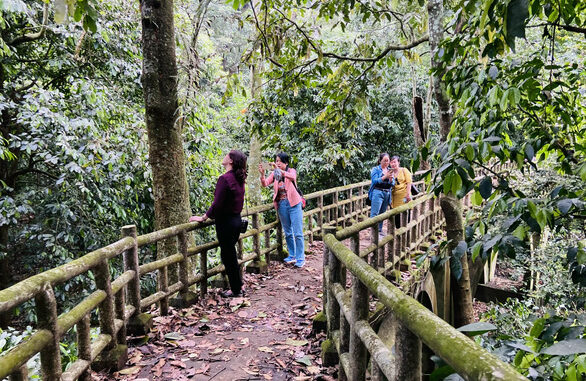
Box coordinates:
[140,0,192,280]
[247,61,264,207]
[428,0,474,326]
[440,196,475,326]
[0,225,11,328]
[412,95,430,170]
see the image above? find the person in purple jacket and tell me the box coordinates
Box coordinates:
[190,150,247,297]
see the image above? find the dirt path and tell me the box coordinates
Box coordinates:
[94,241,336,381]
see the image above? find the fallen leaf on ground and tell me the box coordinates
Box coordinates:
[169,360,186,368]
[306,365,320,374]
[285,338,308,346]
[195,363,210,374]
[164,332,185,341]
[243,367,259,375]
[258,346,274,353]
[118,366,140,375]
[295,355,312,366]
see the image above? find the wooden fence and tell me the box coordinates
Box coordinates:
[0,176,396,380]
[321,192,526,380]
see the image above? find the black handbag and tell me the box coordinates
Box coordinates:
[411,184,420,196]
[240,218,249,233]
[241,195,249,233]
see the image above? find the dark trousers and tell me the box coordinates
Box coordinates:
[215,214,243,293]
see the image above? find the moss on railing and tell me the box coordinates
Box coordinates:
[324,234,525,380]
[0,178,374,378]
[0,237,134,314]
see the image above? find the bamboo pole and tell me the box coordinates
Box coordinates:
[121,225,140,316]
[35,284,61,380]
[95,259,117,349]
[76,314,91,381]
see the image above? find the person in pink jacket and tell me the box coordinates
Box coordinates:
[259,152,305,268]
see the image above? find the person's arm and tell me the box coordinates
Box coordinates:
[404,168,413,201]
[371,167,391,185]
[260,170,274,187]
[282,168,297,182]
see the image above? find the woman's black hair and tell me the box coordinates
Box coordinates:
[275,152,290,169]
[229,150,247,184]
[378,152,390,164]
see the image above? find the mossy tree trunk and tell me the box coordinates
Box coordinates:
[428,0,474,326]
[140,0,192,281]
[247,60,264,207]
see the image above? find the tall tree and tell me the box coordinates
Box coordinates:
[428,0,475,326]
[140,0,192,271]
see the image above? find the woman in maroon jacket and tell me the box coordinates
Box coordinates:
[190,150,247,297]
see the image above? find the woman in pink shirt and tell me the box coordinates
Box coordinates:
[259,152,305,268]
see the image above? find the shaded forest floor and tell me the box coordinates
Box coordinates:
[94,241,337,381]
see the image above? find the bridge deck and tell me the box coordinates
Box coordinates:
[95,241,331,381]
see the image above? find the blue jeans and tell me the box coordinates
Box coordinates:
[278,199,305,264]
[370,189,391,232]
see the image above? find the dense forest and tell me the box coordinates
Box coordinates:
[1,0,585,378]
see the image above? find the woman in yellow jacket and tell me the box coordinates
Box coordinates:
[389,155,412,228]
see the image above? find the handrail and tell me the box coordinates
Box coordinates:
[0,178,375,380]
[321,165,525,380]
[324,233,525,380]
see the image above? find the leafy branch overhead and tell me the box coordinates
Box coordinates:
[233,0,431,134]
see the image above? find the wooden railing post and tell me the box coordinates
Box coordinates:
[318,195,324,237]
[247,213,268,274]
[173,231,197,307]
[159,264,169,316]
[9,366,28,381]
[76,314,92,381]
[94,258,127,370]
[121,226,140,312]
[35,284,61,380]
[95,260,117,349]
[321,226,340,367]
[253,213,261,262]
[350,275,368,381]
[264,230,271,265]
[371,225,379,269]
[327,247,341,335]
[115,287,126,345]
[121,225,151,336]
[200,249,208,298]
[308,212,314,244]
[356,186,364,219]
[333,192,339,227]
[387,217,395,277]
[277,215,285,260]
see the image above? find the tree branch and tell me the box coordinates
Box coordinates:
[9,4,49,46]
[273,6,428,63]
[323,36,429,62]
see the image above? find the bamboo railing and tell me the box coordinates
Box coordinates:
[322,189,525,380]
[0,178,380,380]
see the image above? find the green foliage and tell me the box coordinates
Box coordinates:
[480,306,586,380]
[247,66,424,194]
[428,0,585,293]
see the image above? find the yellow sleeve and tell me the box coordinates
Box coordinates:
[404,168,412,184]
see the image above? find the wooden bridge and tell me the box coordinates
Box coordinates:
[0,175,525,380]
